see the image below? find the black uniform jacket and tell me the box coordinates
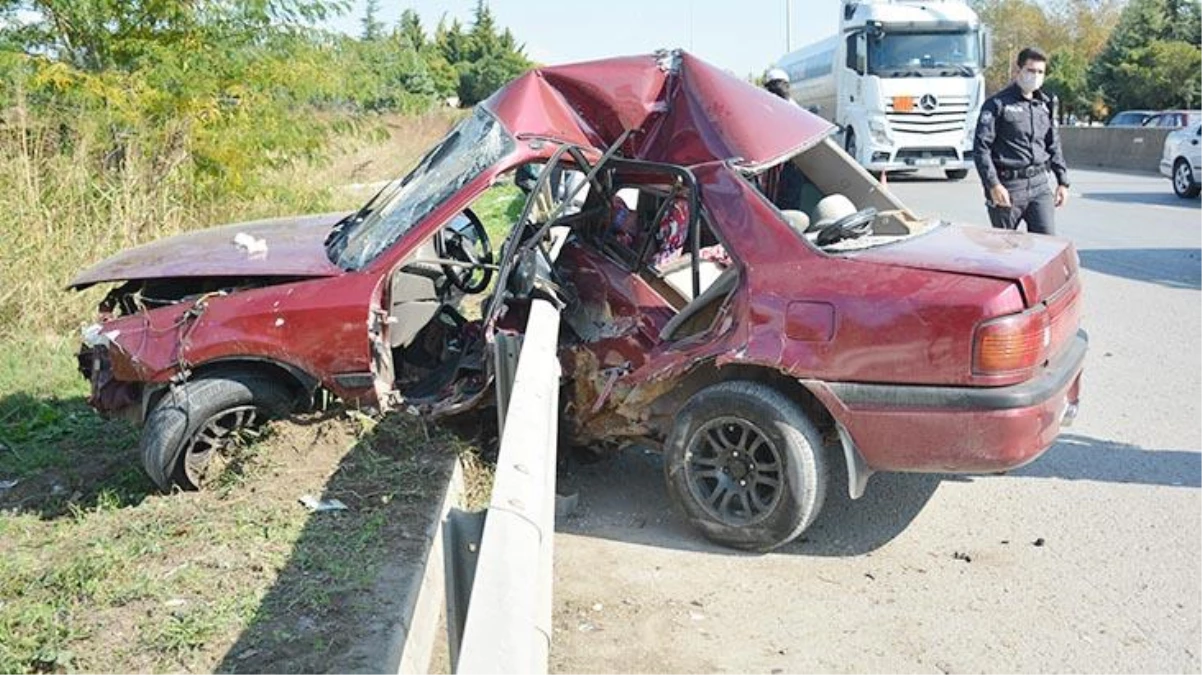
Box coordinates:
[973,83,1070,189]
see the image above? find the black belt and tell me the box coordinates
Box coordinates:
[998,164,1048,180]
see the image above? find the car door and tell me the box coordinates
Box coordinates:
[1190,125,1202,176]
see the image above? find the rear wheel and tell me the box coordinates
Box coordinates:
[945,168,969,181]
[663,381,828,551]
[141,373,295,491]
[1173,158,1200,198]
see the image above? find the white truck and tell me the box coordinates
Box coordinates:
[778,0,988,180]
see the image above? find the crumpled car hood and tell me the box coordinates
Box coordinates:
[484,51,836,169]
[68,212,350,289]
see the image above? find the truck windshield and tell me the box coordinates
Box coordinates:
[868,31,980,77]
[328,107,514,270]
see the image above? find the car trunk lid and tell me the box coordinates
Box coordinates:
[845,224,1078,306]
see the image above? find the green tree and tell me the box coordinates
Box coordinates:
[1044,47,1096,121]
[1047,0,1125,59]
[1090,0,1202,111]
[361,0,385,41]
[1107,38,1201,109]
[399,8,426,50]
[449,1,531,106]
[465,0,500,61]
[1,0,346,72]
[971,0,1061,93]
[434,16,468,65]
[0,0,358,195]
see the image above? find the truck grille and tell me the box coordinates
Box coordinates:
[886,94,971,135]
[895,147,961,163]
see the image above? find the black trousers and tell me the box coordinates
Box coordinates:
[985,173,1055,235]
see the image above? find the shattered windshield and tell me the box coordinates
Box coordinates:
[868,31,981,77]
[330,107,514,270]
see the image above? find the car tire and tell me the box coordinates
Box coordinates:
[1173,158,1200,198]
[945,169,969,181]
[141,373,295,491]
[663,381,828,552]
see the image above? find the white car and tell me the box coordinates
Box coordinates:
[1160,122,1201,198]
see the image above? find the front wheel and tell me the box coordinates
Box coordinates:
[141,373,296,491]
[1173,158,1200,198]
[945,168,969,181]
[663,381,828,551]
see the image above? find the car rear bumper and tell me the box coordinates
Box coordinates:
[805,330,1087,473]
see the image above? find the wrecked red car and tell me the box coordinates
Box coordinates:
[72,51,1085,551]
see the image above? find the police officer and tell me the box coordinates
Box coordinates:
[973,47,1070,235]
[762,68,805,211]
[764,67,791,101]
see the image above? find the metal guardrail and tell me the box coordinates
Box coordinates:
[456,298,561,674]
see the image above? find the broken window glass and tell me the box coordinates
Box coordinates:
[335,108,515,270]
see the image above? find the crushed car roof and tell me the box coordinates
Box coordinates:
[484,50,836,169]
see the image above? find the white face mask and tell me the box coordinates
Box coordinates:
[1017,71,1044,93]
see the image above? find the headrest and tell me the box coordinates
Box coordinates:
[810,194,857,231]
[780,210,810,233]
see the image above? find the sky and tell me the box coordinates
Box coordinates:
[326,0,845,78]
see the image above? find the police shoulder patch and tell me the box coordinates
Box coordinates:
[979,109,994,126]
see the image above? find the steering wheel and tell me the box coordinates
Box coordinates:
[437,208,494,294]
[815,207,878,247]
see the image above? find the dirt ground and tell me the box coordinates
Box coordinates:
[0,403,488,674]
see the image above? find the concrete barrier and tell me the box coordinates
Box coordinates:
[1059,127,1171,175]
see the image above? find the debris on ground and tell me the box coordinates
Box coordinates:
[298,494,348,512]
[1033,537,1046,547]
[952,551,973,563]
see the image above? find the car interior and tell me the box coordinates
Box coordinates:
[378,137,937,411]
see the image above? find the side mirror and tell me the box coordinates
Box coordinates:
[981,30,992,68]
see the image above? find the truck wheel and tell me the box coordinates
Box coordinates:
[844,129,858,162]
[1173,158,1200,198]
[663,381,828,551]
[945,169,969,181]
[140,373,295,491]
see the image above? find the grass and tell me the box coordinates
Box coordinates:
[0,108,502,673]
[0,379,492,673]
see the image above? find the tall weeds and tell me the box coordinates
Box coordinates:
[0,93,458,345]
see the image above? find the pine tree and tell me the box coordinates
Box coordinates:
[361,0,385,42]
[399,9,425,51]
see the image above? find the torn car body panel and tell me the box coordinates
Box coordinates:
[483,52,836,167]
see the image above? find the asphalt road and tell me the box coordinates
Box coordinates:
[549,168,1201,673]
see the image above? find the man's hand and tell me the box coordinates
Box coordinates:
[1054,184,1069,207]
[989,183,1012,208]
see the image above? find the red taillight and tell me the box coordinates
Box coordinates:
[973,308,1051,376]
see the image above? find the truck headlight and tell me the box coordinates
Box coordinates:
[869,118,891,145]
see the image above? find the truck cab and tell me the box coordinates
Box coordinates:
[779,0,987,180]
